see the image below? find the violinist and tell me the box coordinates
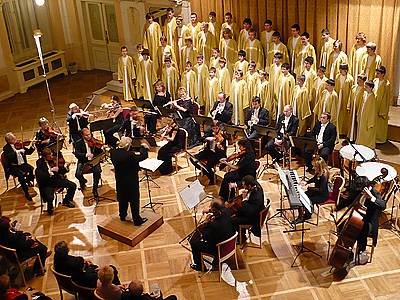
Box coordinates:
[218,139,257,201]
[265,104,299,164]
[35,148,76,215]
[74,128,103,196]
[189,121,227,185]
[2,132,35,201]
[35,117,64,155]
[103,96,126,148]
[189,199,235,271]
[66,103,89,143]
[244,96,269,139]
[119,106,146,140]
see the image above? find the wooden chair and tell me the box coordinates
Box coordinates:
[239,199,271,248]
[201,232,239,282]
[173,128,189,173]
[50,266,77,300]
[315,176,345,225]
[0,244,44,287]
[93,290,105,300]
[72,280,95,300]
[0,151,18,191]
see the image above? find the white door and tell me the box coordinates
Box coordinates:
[84,1,120,71]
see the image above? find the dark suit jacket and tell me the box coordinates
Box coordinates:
[54,253,85,276]
[120,118,144,138]
[0,230,36,258]
[312,121,337,151]
[3,143,34,170]
[275,114,299,138]
[210,101,233,124]
[73,139,104,164]
[237,182,265,219]
[245,108,269,127]
[66,112,89,135]
[35,157,68,188]
[202,208,235,247]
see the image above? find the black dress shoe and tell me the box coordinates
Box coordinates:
[47,208,54,216]
[190,263,202,272]
[120,216,126,221]
[133,217,148,226]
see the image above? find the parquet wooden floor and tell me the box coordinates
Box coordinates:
[1,70,400,300]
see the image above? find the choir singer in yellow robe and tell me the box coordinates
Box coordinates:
[208,11,221,45]
[362,42,382,81]
[220,12,239,41]
[173,16,190,71]
[327,40,348,80]
[349,32,367,83]
[313,67,328,120]
[245,61,259,99]
[194,55,209,110]
[287,24,302,73]
[163,8,176,47]
[257,70,269,109]
[162,57,180,100]
[206,67,219,115]
[276,63,295,120]
[302,56,317,110]
[181,61,198,100]
[143,14,162,63]
[180,37,198,75]
[155,36,177,78]
[238,18,252,51]
[314,79,338,129]
[219,28,238,75]
[245,29,264,70]
[217,58,232,97]
[267,52,284,121]
[374,66,391,144]
[187,12,202,50]
[136,49,157,100]
[335,64,353,135]
[118,46,136,101]
[347,74,366,142]
[260,20,275,61]
[265,32,289,73]
[230,70,249,125]
[356,80,376,149]
[234,50,249,75]
[196,23,217,68]
[318,29,335,68]
[292,75,311,136]
[294,32,317,77]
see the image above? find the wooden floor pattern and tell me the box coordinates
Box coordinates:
[1,70,400,300]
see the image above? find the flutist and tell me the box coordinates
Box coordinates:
[244,96,269,139]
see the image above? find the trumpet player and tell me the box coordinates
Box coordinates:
[244,96,269,139]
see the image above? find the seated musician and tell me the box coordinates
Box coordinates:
[74,128,103,196]
[245,96,269,139]
[66,103,89,143]
[2,132,35,201]
[232,175,266,239]
[119,106,146,139]
[209,92,233,125]
[35,148,76,215]
[265,104,299,164]
[304,112,337,172]
[295,157,330,224]
[157,121,184,175]
[190,121,227,185]
[189,199,235,271]
[103,95,126,148]
[35,117,64,155]
[218,139,257,201]
[145,80,171,134]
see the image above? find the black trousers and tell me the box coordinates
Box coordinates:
[10,163,34,195]
[19,240,48,272]
[75,162,101,191]
[157,143,180,175]
[305,146,331,167]
[190,238,217,266]
[265,139,282,160]
[219,170,242,201]
[40,178,77,208]
[117,188,141,222]
[144,114,158,134]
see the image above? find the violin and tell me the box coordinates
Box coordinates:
[226,149,246,162]
[87,137,104,148]
[225,194,243,216]
[14,140,35,150]
[48,152,66,169]
[42,127,63,138]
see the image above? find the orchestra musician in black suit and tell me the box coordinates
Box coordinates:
[103,96,126,148]
[245,96,269,139]
[73,128,103,196]
[209,92,233,125]
[110,136,149,225]
[304,112,337,172]
[35,148,76,215]
[265,104,299,163]
[119,106,146,139]
[2,132,35,201]
[66,103,89,143]
[189,199,235,271]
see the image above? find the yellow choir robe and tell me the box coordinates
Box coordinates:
[219,38,238,75]
[209,57,220,69]
[155,45,177,77]
[314,90,339,128]
[220,22,240,41]
[117,55,136,100]
[208,21,221,44]
[362,54,382,81]
[179,46,198,74]
[276,73,295,119]
[163,17,177,47]
[258,79,270,109]
[327,51,348,80]
[292,85,311,136]
[245,39,265,70]
[173,25,191,70]
[265,42,289,73]
[318,37,335,67]
[349,45,367,83]
[267,63,283,121]
[233,60,249,75]
[136,59,157,100]
[196,31,217,67]
[133,53,143,69]
[194,63,209,107]
[216,66,232,97]
[287,36,302,73]
[187,22,203,50]
[294,44,317,76]
[206,77,219,115]
[182,69,198,100]
[162,66,180,100]
[143,21,162,61]
[313,76,328,113]
[374,78,391,143]
[245,71,259,99]
[302,69,317,109]
[260,30,275,61]
[334,74,354,135]
[238,29,250,51]
[230,79,249,125]
[356,92,376,149]
[347,85,365,141]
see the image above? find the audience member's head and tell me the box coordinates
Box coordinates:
[128,280,144,297]
[54,241,69,257]
[98,266,115,285]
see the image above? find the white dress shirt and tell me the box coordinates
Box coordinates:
[317,123,328,144]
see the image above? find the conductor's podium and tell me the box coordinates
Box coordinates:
[97,210,163,247]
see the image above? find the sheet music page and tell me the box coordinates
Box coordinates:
[179,180,206,209]
[139,158,164,172]
[156,140,168,147]
[298,188,313,214]
[276,163,289,189]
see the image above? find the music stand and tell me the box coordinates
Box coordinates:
[186,150,209,180]
[157,106,175,119]
[139,158,164,211]
[193,115,214,132]
[133,98,154,110]
[289,136,317,180]
[254,125,277,178]
[224,124,246,151]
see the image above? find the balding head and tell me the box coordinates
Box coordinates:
[283,105,292,117]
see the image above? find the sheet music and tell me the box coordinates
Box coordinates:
[156,140,168,147]
[276,163,289,190]
[139,158,164,172]
[298,188,313,214]
[179,180,207,210]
